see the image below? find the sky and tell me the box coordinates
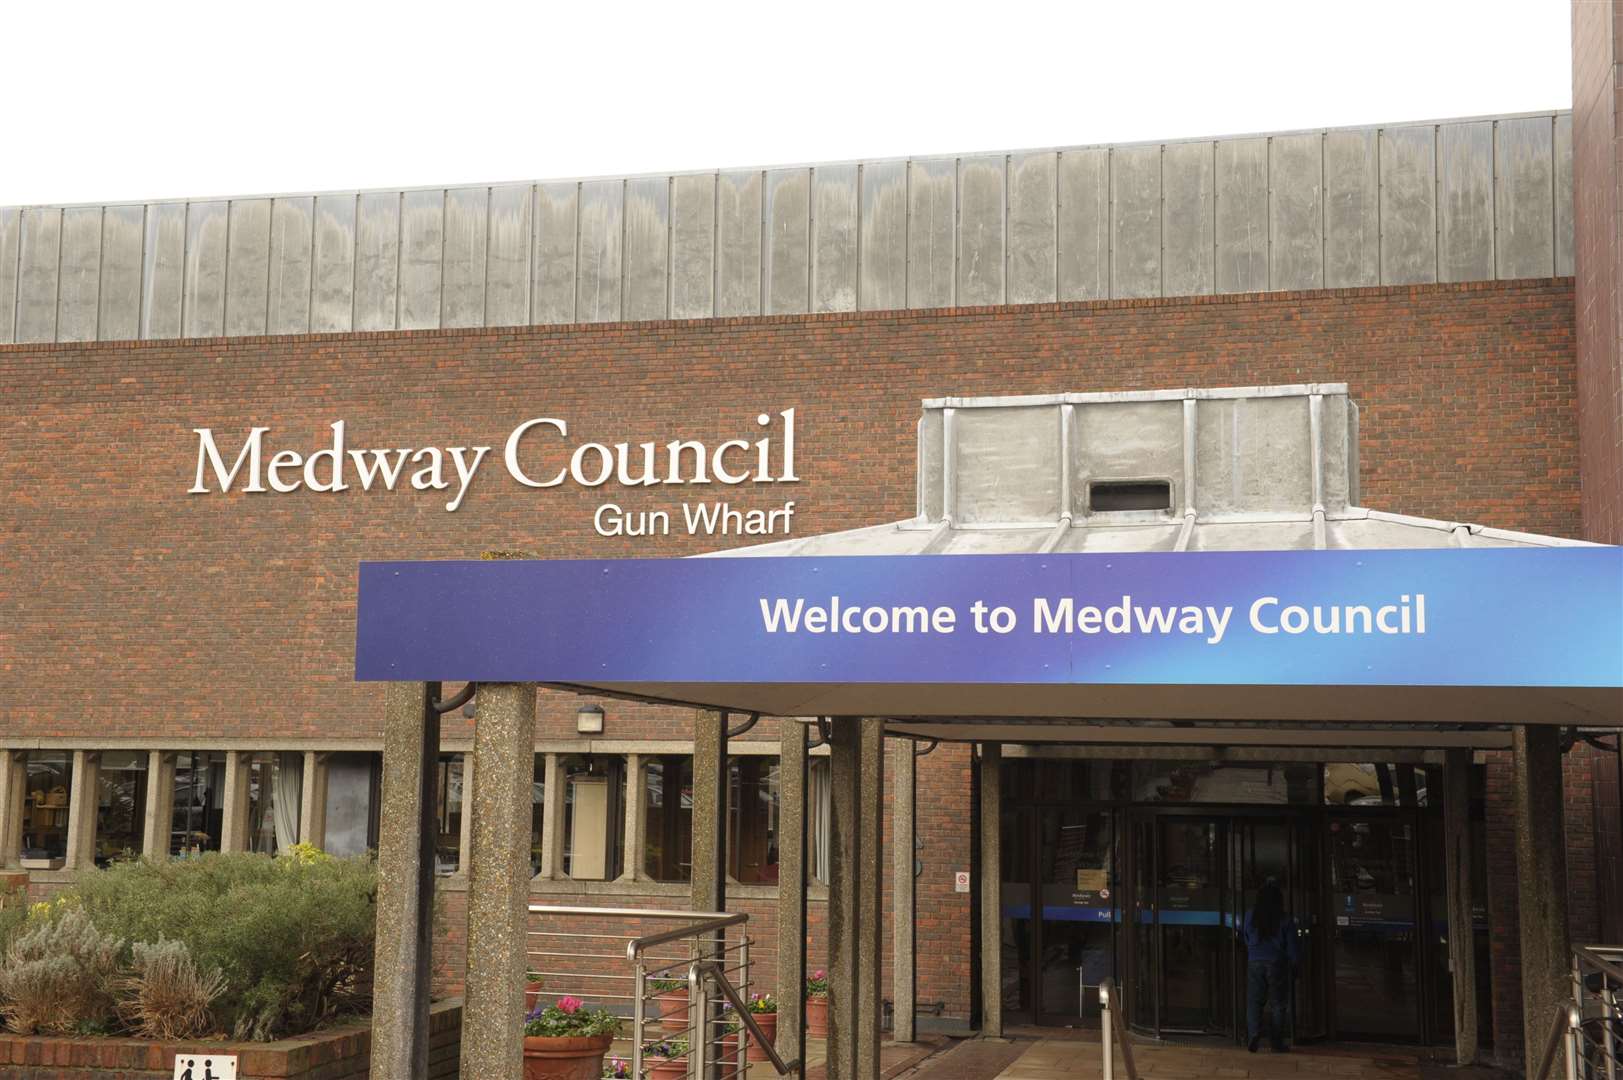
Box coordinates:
[0,0,1574,207]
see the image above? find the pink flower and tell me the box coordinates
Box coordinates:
[557,995,583,1014]
[813,970,825,979]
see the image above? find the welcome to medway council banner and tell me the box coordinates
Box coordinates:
[354,548,1623,690]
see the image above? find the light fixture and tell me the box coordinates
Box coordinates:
[576,703,605,735]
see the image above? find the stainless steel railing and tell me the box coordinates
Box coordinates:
[1535,945,1623,1080]
[1097,979,1139,1080]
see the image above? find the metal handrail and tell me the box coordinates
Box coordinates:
[694,959,802,1076]
[1098,978,1139,1080]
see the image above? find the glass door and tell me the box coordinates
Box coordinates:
[1128,813,1233,1036]
[1230,816,1324,1042]
[1327,814,1422,1041]
[1035,808,1115,1024]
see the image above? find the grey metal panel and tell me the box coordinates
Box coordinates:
[16,207,61,343]
[353,192,400,332]
[860,160,908,310]
[398,189,444,330]
[577,179,623,323]
[1110,144,1161,298]
[1161,141,1213,297]
[1494,117,1554,280]
[56,206,102,343]
[623,176,669,322]
[764,168,810,315]
[1555,113,1573,275]
[1270,134,1323,290]
[225,199,271,337]
[907,157,955,308]
[534,182,578,324]
[957,155,1005,306]
[141,202,186,340]
[0,208,18,343]
[311,194,356,333]
[485,184,532,327]
[1215,138,1268,293]
[182,201,228,338]
[97,204,144,341]
[670,173,714,319]
[267,197,313,335]
[1323,129,1380,288]
[442,187,489,329]
[1379,125,1437,285]
[811,164,857,312]
[1437,121,1494,283]
[1007,152,1056,304]
[716,170,762,317]
[1056,148,1108,301]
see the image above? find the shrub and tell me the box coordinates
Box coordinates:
[73,851,376,1040]
[0,908,123,1034]
[116,939,227,1040]
[0,879,28,957]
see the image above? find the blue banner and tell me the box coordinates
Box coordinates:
[354,548,1623,688]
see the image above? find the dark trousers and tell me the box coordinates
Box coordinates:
[1246,959,1289,1047]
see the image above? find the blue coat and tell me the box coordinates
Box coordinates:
[1242,909,1299,966]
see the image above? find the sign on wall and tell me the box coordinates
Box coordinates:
[172,1054,236,1080]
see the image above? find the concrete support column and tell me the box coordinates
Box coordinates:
[620,752,645,882]
[456,751,475,874]
[826,717,861,1080]
[777,722,808,1066]
[0,751,26,868]
[855,718,885,1077]
[141,751,176,859]
[690,710,727,914]
[64,751,101,870]
[1442,749,1478,1065]
[298,751,329,850]
[891,739,917,1043]
[1511,725,1571,1079]
[537,752,564,879]
[219,750,252,853]
[460,682,538,1080]
[978,743,1003,1038]
[370,682,440,1080]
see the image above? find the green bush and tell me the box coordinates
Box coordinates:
[72,852,377,1040]
[0,879,28,957]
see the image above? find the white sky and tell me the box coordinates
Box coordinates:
[1,0,1573,207]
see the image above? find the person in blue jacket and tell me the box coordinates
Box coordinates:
[1241,880,1297,1053]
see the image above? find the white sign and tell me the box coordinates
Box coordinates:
[954,871,970,893]
[173,1053,236,1080]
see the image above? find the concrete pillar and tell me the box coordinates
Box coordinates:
[538,752,564,879]
[1442,748,1478,1065]
[456,751,475,874]
[64,750,100,870]
[826,717,861,1080]
[370,682,441,1080]
[891,739,917,1043]
[219,750,252,853]
[620,752,645,882]
[855,719,885,1077]
[460,682,539,1080]
[691,710,727,915]
[141,751,176,859]
[1511,725,1572,1079]
[978,743,1003,1038]
[0,751,26,868]
[777,722,808,1066]
[298,751,329,849]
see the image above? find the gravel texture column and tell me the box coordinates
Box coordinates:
[219,750,252,853]
[460,681,538,1080]
[1511,724,1571,1079]
[825,717,861,1080]
[978,743,1003,1038]
[621,752,646,882]
[0,751,25,868]
[538,752,564,879]
[64,750,100,869]
[856,718,886,1076]
[370,681,440,1080]
[298,750,328,849]
[1442,748,1478,1065]
[690,709,728,915]
[777,721,808,1066]
[141,751,175,859]
[891,737,917,1043]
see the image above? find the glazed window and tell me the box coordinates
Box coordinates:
[728,758,780,885]
[644,756,693,882]
[20,752,73,867]
[562,755,624,880]
[172,751,226,857]
[96,752,148,866]
[247,752,303,855]
[808,760,832,885]
[1089,480,1171,512]
[435,754,464,875]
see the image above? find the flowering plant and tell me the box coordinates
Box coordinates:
[747,992,778,1015]
[643,1035,689,1060]
[523,996,620,1038]
[650,977,686,993]
[805,969,829,997]
[602,1058,632,1078]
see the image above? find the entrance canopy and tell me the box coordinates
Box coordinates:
[354,386,1623,745]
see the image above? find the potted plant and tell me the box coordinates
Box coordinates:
[601,1058,631,1079]
[805,968,830,1037]
[650,976,689,1032]
[745,992,779,1062]
[642,1035,689,1080]
[525,970,546,1014]
[522,996,620,1080]
[717,1004,743,1069]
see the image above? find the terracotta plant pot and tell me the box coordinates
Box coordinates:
[746,1010,779,1062]
[657,989,690,1033]
[805,994,829,1037]
[521,1033,614,1080]
[646,1053,689,1079]
[525,980,545,1015]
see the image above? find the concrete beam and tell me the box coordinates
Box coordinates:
[456,751,475,874]
[856,719,885,1076]
[219,750,252,853]
[0,751,26,868]
[620,752,645,883]
[298,751,329,849]
[826,718,861,1080]
[141,751,176,860]
[1442,748,1477,1065]
[370,682,440,1080]
[460,682,539,1080]
[537,752,563,879]
[776,722,808,1066]
[690,710,727,914]
[979,743,1003,1038]
[891,738,917,1043]
[1511,725,1571,1079]
[63,751,100,870]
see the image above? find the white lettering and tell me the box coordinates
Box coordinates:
[504,418,568,488]
[190,427,269,494]
[409,447,447,491]
[445,446,490,512]
[303,421,349,492]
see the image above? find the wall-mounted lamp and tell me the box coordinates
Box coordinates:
[576,704,605,735]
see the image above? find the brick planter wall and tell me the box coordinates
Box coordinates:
[0,999,461,1080]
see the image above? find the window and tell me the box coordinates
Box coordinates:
[530,756,546,876]
[808,759,831,885]
[1130,760,1320,804]
[323,752,380,858]
[728,758,780,884]
[435,754,465,875]
[20,752,73,866]
[95,752,148,866]
[644,756,693,882]
[247,752,303,855]
[1089,479,1171,512]
[562,755,623,880]
[1324,763,1427,807]
[172,751,226,856]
